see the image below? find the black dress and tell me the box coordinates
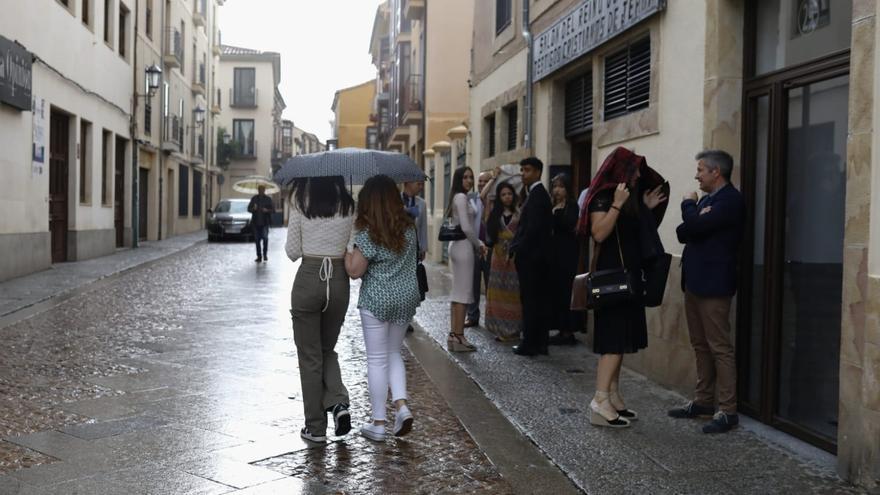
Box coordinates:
[550,202,580,332]
[587,190,648,354]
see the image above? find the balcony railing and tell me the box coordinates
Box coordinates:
[230,88,258,108]
[234,139,257,158]
[163,28,183,68]
[192,63,206,94]
[401,73,422,125]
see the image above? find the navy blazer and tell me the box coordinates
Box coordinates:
[676,183,745,297]
[510,183,553,263]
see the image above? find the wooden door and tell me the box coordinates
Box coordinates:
[138,168,149,240]
[49,111,70,263]
[114,137,126,247]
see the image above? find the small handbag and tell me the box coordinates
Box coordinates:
[438,222,467,241]
[570,228,637,311]
[416,262,429,301]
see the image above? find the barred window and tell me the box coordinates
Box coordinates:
[486,114,496,158]
[604,36,651,121]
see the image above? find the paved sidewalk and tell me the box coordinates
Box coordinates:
[414,262,866,494]
[0,231,207,321]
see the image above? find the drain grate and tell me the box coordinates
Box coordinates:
[559,408,581,415]
[564,368,585,374]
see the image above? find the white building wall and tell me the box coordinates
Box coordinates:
[0,0,134,281]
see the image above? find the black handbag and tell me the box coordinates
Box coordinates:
[438,222,467,241]
[571,228,637,310]
[417,262,429,301]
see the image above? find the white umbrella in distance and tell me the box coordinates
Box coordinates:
[232,175,280,195]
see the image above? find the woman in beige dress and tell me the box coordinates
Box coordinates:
[446,167,487,352]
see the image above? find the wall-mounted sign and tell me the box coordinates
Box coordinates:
[0,35,33,111]
[533,0,666,82]
[32,97,46,177]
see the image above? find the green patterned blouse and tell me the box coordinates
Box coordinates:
[355,227,421,325]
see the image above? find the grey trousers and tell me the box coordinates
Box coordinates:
[290,257,350,435]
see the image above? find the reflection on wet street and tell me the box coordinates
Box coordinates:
[0,231,512,494]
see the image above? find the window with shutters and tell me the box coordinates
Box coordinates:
[192,170,202,216]
[603,36,651,121]
[565,71,593,137]
[505,104,518,151]
[486,114,496,158]
[496,0,512,34]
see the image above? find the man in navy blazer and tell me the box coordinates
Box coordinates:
[669,150,745,434]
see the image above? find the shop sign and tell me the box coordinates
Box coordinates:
[533,0,665,82]
[0,35,33,111]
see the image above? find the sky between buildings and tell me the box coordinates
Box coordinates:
[220,0,384,143]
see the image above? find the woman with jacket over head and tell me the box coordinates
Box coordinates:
[484,181,522,342]
[548,173,581,346]
[285,176,356,443]
[345,175,422,442]
[446,167,488,352]
[581,147,668,428]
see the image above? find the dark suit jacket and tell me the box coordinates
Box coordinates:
[676,183,745,297]
[511,183,553,264]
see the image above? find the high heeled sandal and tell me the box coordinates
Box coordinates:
[590,399,631,428]
[447,333,476,352]
[610,391,638,421]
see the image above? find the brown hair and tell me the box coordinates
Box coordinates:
[355,175,415,253]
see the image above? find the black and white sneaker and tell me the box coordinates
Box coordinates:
[329,403,351,436]
[300,426,326,443]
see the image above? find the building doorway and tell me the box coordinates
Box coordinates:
[166,168,174,237]
[740,0,852,453]
[115,137,127,247]
[138,168,149,240]
[740,54,849,454]
[49,111,70,263]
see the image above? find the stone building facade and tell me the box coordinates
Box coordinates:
[469,0,879,488]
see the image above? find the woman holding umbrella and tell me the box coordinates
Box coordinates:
[285,176,356,443]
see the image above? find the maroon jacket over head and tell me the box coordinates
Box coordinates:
[576,146,669,238]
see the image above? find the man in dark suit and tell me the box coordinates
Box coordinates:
[669,150,745,434]
[509,157,553,356]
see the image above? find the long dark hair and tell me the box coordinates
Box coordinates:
[551,173,574,205]
[445,166,474,218]
[355,175,414,253]
[486,182,517,246]
[289,176,355,219]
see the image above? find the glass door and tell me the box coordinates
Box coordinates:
[739,65,849,453]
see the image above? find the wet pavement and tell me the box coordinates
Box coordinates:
[0,230,514,494]
[414,264,867,494]
[0,227,869,494]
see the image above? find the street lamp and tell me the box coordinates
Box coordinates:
[144,64,163,97]
[193,105,206,126]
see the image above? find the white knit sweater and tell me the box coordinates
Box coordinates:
[285,205,356,261]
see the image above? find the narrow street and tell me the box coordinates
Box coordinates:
[0,232,514,494]
[0,229,868,494]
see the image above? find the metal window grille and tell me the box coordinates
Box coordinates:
[604,36,651,121]
[486,114,496,157]
[495,0,511,34]
[565,71,593,137]
[178,165,189,216]
[506,104,518,151]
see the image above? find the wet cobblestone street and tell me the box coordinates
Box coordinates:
[0,231,513,494]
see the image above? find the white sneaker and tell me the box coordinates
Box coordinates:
[360,423,386,442]
[300,426,327,443]
[393,405,414,437]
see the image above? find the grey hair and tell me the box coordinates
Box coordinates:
[695,150,733,181]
